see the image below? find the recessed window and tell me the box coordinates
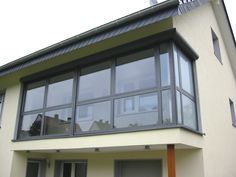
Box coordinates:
[55,161,87,177]
[26,160,46,177]
[211,29,222,62]
[229,99,236,127]
[0,92,5,126]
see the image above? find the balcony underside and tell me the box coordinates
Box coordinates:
[12,128,203,153]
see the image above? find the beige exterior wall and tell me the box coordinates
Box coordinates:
[173,2,236,177]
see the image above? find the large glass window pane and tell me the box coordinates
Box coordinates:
[180,53,194,95]
[114,93,158,128]
[24,86,45,112]
[47,77,73,107]
[160,44,170,87]
[19,113,42,138]
[182,95,197,129]
[116,50,156,93]
[173,46,180,87]
[78,62,111,101]
[75,101,111,133]
[162,90,172,124]
[176,91,182,124]
[44,108,72,135]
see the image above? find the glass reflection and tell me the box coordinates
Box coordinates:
[162,90,172,124]
[24,87,45,112]
[78,69,110,101]
[180,53,194,95]
[182,95,197,129]
[75,101,111,133]
[114,93,158,128]
[47,79,73,107]
[116,55,156,93]
[44,108,72,135]
[19,113,42,138]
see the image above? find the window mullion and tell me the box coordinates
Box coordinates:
[40,79,49,136]
[71,70,79,136]
[169,42,177,125]
[110,59,116,129]
[155,45,162,126]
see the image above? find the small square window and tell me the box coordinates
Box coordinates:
[211,29,222,62]
[229,99,236,127]
[0,93,5,127]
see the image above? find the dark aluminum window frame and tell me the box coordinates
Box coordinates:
[0,92,5,127]
[15,41,201,141]
[229,99,236,127]
[211,28,222,64]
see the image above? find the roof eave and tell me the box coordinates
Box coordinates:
[0,0,179,72]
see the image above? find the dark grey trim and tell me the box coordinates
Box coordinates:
[0,0,179,77]
[0,90,6,128]
[211,28,223,64]
[41,79,49,136]
[0,0,213,77]
[71,70,79,136]
[13,126,203,142]
[229,98,236,127]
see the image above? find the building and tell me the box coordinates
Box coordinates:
[0,0,235,176]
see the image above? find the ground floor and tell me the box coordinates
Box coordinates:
[9,147,204,177]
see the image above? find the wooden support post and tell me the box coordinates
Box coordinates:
[167,144,176,177]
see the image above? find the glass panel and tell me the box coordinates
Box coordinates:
[160,44,170,87]
[19,113,42,138]
[176,91,182,124]
[173,46,180,87]
[180,53,194,95]
[162,90,172,124]
[78,68,111,101]
[47,78,73,107]
[26,162,39,177]
[63,163,72,177]
[116,50,156,94]
[182,95,197,129]
[75,101,111,133]
[75,163,87,177]
[44,108,72,135]
[24,86,45,111]
[114,93,158,128]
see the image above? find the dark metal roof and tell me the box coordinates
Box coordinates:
[0,0,233,77]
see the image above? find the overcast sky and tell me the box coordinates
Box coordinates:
[0,0,235,67]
